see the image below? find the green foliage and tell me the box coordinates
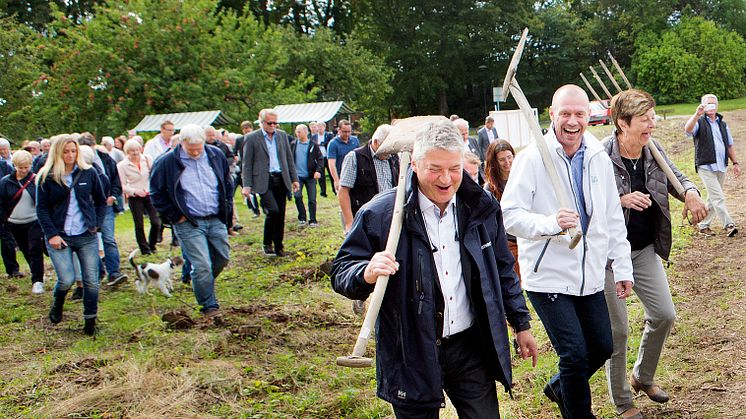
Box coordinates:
[279,28,394,129]
[355,0,536,120]
[0,16,43,143]
[28,0,314,138]
[633,17,746,104]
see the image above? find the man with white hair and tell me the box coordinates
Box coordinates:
[290,124,323,227]
[332,119,537,417]
[684,94,741,237]
[101,136,125,164]
[0,138,12,167]
[241,109,299,257]
[150,123,233,318]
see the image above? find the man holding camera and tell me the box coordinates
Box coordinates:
[684,94,741,237]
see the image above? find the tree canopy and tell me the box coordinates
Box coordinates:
[2,0,746,143]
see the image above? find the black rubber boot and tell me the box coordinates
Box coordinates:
[83,317,96,336]
[48,291,66,324]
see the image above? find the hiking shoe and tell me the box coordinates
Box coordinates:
[32,282,45,295]
[309,221,319,227]
[252,212,260,218]
[275,249,287,257]
[232,224,243,232]
[107,273,128,287]
[631,373,670,403]
[298,220,307,226]
[725,224,738,237]
[263,245,276,256]
[9,271,25,279]
[70,286,84,301]
[698,227,716,236]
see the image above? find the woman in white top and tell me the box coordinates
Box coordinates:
[0,151,45,294]
[118,139,161,254]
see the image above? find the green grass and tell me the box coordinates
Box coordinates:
[656,95,746,117]
[0,124,720,417]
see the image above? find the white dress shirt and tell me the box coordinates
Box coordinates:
[417,190,474,337]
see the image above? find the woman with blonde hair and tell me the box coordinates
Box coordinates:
[36,135,107,336]
[117,139,161,254]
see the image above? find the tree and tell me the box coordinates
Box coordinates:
[28,0,315,137]
[279,28,393,129]
[0,0,106,30]
[633,17,746,103]
[0,16,43,142]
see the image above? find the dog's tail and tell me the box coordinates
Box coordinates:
[128,249,140,271]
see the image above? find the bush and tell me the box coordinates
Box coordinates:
[633,17,746,104]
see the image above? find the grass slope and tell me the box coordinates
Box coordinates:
[0,119,723,417]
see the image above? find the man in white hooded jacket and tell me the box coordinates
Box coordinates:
[501,85,634,419]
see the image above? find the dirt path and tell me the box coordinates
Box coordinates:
[647,110,746,418]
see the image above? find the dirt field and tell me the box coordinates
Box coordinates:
[645,110,746,418]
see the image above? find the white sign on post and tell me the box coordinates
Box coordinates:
[489,108,539,150]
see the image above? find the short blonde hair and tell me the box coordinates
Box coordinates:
[11,150,33,167]
[611,89,656,131]
[123,139,142,153]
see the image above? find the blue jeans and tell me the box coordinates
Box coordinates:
[47,231,100,319]
[293,176,317,222]
[527,291,613,419]
[100,206,121,278]
[172,217,230,312]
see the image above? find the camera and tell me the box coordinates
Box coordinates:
[704,103,717,111]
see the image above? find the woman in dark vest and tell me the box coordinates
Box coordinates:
[602,89,707,418]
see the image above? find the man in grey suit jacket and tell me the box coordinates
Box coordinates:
[241,109,299,257]
[477,115,499,160]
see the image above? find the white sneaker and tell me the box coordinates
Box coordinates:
[32,282,44,294]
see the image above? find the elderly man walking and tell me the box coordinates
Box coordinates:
[290,124,323,227]
[150,124,233,317]
[241,109,299,257]
[684,94,741,237]
[332,119,537,417]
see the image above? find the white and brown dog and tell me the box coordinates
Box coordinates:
[128,249,184,297]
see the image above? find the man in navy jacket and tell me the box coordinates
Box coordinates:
[150,124,233,317]
[331,119,537,417]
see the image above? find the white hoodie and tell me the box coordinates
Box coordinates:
[501,127,633,296]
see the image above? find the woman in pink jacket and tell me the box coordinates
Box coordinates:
[117,139,161,254]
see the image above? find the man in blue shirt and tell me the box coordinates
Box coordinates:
[150,124,233,318]
[291,124,324,226]
[684,94,741,237]
[326,119,359,193]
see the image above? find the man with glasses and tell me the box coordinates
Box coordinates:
[326,120,359,194]
[241,109,299,257]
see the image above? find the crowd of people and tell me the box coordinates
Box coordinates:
[0,88,740,416]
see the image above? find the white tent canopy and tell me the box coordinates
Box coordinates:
[132,110,234,132]
[273,101,355,123]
